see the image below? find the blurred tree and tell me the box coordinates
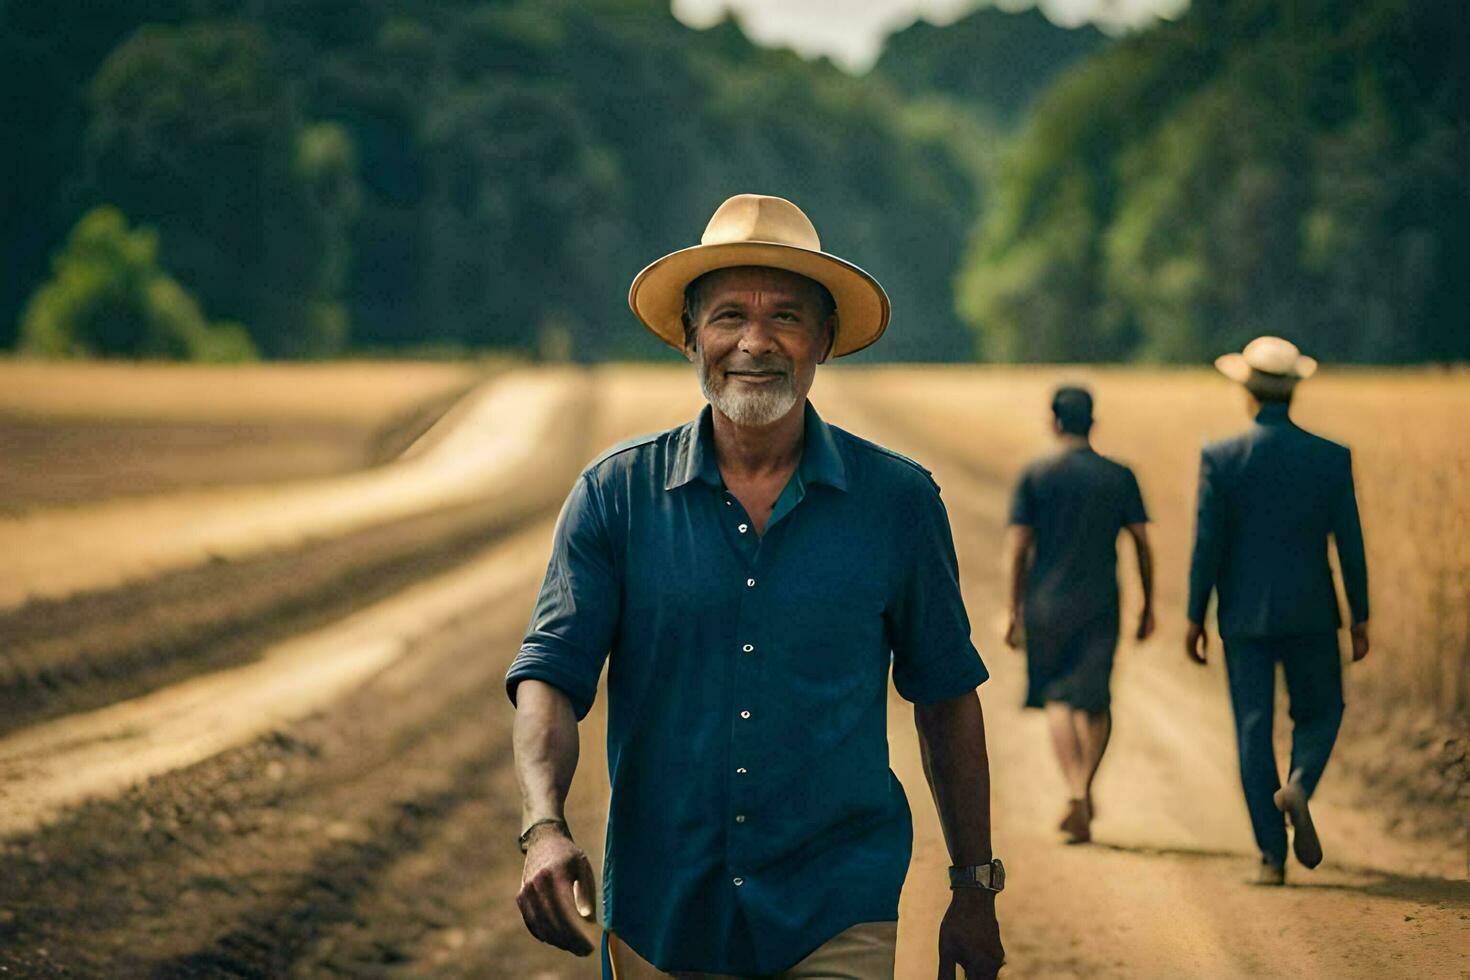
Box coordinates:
[20,206,257,361]
[84,22,361,357]
[0,0,188,348]
[875,6,1106,128]
[960,0,1470,364]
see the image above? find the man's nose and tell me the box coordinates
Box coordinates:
[737,318,779,356]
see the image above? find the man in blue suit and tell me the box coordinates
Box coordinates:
[1185,336,1370,886]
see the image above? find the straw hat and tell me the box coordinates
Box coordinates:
[628,194,891,357]
[1215,336,1318,383]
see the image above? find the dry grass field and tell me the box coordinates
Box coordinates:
[0,359,493,511]
[839,365,1470,842]
[840,365,1470,726]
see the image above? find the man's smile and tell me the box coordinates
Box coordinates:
[724,369,788,384]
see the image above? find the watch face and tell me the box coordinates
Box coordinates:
[991,859,1006,890]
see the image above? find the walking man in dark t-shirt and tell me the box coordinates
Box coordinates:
[1004,387,1154,844]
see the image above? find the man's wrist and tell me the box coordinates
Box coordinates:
[949,858,1004,892]
[518,817,572,853]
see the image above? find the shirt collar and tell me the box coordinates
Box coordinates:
[664,400,848,493]
[1254,402,1293,426]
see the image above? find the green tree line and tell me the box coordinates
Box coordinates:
[4,0,1080,362]
[4,0,1463,363]
[958,0,1470,363]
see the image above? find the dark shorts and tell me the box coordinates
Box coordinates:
[1023,611,1119,713]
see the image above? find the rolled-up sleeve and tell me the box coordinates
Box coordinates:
[506,471,620,720]
[888,484,989,704]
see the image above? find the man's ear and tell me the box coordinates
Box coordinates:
[682,316,698,363]
[818,315,837,364]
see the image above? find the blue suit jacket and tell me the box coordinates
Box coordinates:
[1187,403,1369,638]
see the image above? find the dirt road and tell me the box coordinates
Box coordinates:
[0,366,1464,978]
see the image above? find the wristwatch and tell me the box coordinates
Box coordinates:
[949,858,1005,892]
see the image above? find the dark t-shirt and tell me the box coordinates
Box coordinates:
[1009,447,1148,627]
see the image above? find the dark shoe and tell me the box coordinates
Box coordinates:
[1252,860,1286,886]
[1060,798,1091,844]
[1274,781,1323,869]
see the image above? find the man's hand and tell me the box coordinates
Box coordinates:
[517,824,597,956]
[1184,621,1208,665]
[1350,621,1370,662]
[1136,606,1156,642]
[1004,612,1023,650]
[938,890,1004,979]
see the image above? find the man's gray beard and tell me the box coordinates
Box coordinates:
[696,348,800,427]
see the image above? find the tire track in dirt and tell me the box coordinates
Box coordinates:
[0,377,594,738]
[0,374,613,978]
[0,525,562,978]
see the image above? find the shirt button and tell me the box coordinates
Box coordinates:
[733,877,744,887]
[740,710,751,719]
[736,767,747,775]
[746,578,755,588]
[742,643,754,653]
[738,523,749,533]
[735,814,747,824]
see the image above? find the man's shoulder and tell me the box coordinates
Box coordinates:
[581,422,687,479]
[1092,451,1141,486]
[830,426,941,494]
[1201,428,1254,463]
[1202,422,1350,476]
[1288,423,1351,458]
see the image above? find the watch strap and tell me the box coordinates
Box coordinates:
[518,817,571,853]
[949,859,1004,891]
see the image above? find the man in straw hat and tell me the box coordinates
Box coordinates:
[1185,336,1370,886]
[507,194,1004,977]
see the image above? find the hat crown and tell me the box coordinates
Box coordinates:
[701,194,821,251]
[1243,336,1303,375]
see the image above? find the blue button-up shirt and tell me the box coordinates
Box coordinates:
[505,400,988,975]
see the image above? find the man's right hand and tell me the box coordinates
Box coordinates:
[1184,621,1208,665]
[517,824,598,956]
[1004,613,1023,650]
[1350,621,1370,662]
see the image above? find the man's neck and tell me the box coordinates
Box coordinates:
[1254,401,1292,423]
[711,402,805,480]
[1058,434,1090,451]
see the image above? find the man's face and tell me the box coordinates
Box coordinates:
[687,267,835,428]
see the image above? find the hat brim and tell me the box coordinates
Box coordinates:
[1214,352,1319,383]
[1214,353,1252,383]
[628,241,891,358]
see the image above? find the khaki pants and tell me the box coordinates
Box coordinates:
[607,921,897,980]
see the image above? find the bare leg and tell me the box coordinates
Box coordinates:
[1071,708,1112,815]
[1046,702,1087,800]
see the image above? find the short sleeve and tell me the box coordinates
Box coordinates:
[1008,470,1035,527]
[505,472,620,720]
[887,485,990,704]
[1121,467,1149,525]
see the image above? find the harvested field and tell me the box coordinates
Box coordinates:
[0,364,1464,979]
[0,360,492,511]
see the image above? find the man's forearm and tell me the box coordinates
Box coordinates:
[513,679,581,826]
[1135,531,1154,611]
[915,692,993,865]
[1005,528,1031,616]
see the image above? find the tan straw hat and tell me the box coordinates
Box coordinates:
[628,194,891,357]
[1215,336,1318,383]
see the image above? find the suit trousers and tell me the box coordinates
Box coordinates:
[1223,632,1344,866]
